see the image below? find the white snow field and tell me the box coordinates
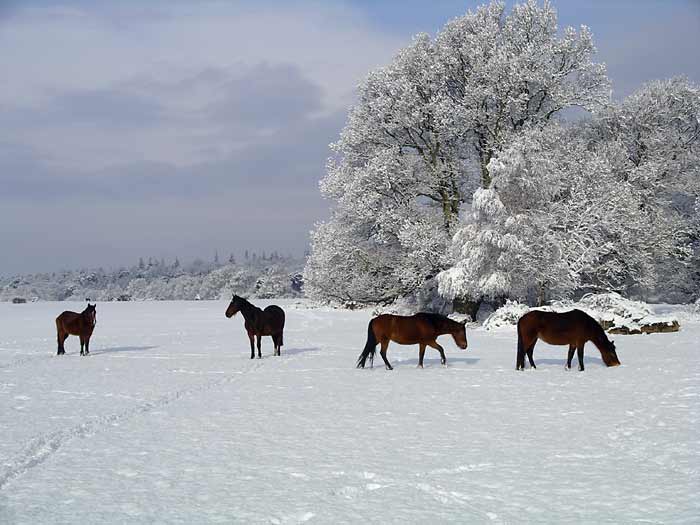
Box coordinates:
[1,300,698,524]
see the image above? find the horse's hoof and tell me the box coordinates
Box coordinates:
[417,364,423,369]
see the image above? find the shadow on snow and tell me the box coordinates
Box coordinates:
[91,346,159,355]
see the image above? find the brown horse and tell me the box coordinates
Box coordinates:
[225,295,285,358]
[56,303,97,356]
[357,313,468,370]
[517,309,620,371]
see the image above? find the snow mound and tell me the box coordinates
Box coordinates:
[482,293,680,334]
[576,293,679,334]
[483,300,530,330]
[576,292,652,320]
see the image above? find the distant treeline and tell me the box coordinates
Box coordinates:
[0,253,305,302]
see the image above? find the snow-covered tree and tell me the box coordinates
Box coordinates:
[592,77,700,299]
[305,0,610,306]
[438,122,667,304]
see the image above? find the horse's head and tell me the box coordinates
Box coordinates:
[83,303,96,326]
[451,319,468,350]
[601,339,621,367]
[225,295,245,318]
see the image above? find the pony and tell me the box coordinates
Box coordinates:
[225,295,285,358]
[56,303,97,356]
[357,313,468,370]
[516,309,620,371]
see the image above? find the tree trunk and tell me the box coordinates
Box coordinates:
[536,282,547,307]
[453,296,482,321]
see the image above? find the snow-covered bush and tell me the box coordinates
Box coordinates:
[0,257,305,302]
[481,293,680,334]
[576,293,652,321]
[482,300,531,330]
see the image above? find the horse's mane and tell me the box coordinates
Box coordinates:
[573,309,609,340]
[416,312,459,330]
[233,295,261,313]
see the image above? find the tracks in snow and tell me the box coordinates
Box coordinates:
[0,359,264,490]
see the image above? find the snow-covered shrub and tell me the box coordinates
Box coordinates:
[375,278,453,316]
[1,257,306,302]
[575,293,652,329]
[482,301,531,330]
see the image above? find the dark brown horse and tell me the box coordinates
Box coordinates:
[56,303,96,356]
[517,309,620,371]
[357,313,468,370]
[225,295,285,358]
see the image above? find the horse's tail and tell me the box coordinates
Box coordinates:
[357,319,377,369]
[516,317,524,370]
[279,332,284,347]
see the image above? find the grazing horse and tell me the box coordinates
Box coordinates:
[357,313,468,370]
[225,295,285,358]
[56,303,97,356]
[516,309,620,371]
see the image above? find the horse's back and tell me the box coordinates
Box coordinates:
[519,309,598,345]
[372,313,439,344]
[56,311,81,334]
[56,310,79,325]
[263,304,285,328]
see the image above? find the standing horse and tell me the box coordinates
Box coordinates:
[225,295,285,358]
[357,313,468,370]
[56,303,97,356]
[516,309,620,371]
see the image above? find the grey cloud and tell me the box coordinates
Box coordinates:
[203,63,324,126]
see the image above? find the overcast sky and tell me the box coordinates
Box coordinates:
[1,0,698,275]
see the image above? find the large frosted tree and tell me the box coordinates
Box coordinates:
[437,124,660,305]
[439,77,700,305]
[592,77,700,299]
[305,0,610,306]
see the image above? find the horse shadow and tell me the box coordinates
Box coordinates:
[534,357,605,367]
[91,346,159,356]
[396,357,480,367]
[282,347,321,356]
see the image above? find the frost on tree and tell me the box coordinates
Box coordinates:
[305,0,609,306]
[591,78,700,300]
[440,77,700,305]
[438,125,656,304]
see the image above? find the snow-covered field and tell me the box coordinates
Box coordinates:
[1,300,698,524]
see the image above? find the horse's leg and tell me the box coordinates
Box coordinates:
[248,332,255,359]
[516,335,528,371]
[256,335,262,359]
[567,345,576,369]
[84,336,90,356]
[577,345,585,372]
[79,335,85,356]
[428,341,447,366]
[418,343,426,368]
[379,340,392,370]
[526,344,536,369]
[57,327,66,355]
